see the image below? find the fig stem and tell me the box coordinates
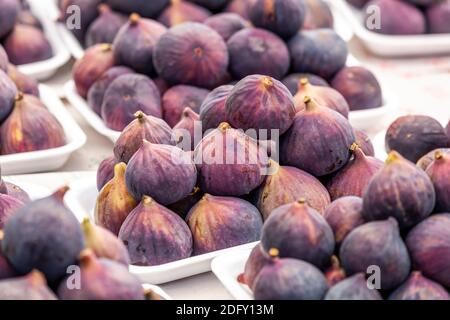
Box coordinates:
[330,255,340,268]
[129,13,141,24]
[303,96,318,111]
[100,43,112,52]
[0,230,4,241]
[218,122,231,131]
[268,248,279,259]
[53,186,70,201]
[261,76,274,89]
[142,195,153,205]
[386,151,401,164]
[300,78,309,86]
[113,163,127,179]
[15,92,24,102]
[297,198,307,205]
[27,270,48,286]
[435,150,444,160]
[134,111,146,123]
[98,3,110,14]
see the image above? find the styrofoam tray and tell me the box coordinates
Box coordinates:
[0,85,87,175]
[332,0,450,57]
[64,174,260,284]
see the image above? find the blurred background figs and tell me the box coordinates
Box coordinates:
[6,64,39,97]
[325,273,382,300]
[199,85,233,132]
[0,270,57,300]
[85,4,127,47]
[388,271,450,300]
[303,0,333,30]
[0,0,20,39]
[204,13,248,41]
[425,151,450,212]
[225,0,256,19]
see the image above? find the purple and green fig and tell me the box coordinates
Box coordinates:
[199,85,233,132]
[325,273,382,300]
[0,0,20,38]
[0,69,17,124]
[96,155,116,191]
[425,151,450,212]
[7,64,39,97]
[389,271,450,300]
[173,107,201,151]
[0,270,57,300]
[303,0,333,30]
[85,4,127,47]
[204,13,247,41]
[157,0,211,27]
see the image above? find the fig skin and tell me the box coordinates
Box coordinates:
[162,85,209,127]
[2,187,85,283]
[194,123,269,197]
[59,0,102,43]
[4,182,31,203]
[406,214,450,288]
[0,231,17,280]
[254,160,331,220]
[325,273,382,300]
[417,148,450,171]
[186,194,263,255]
[173,107,201,151]
[167,186,204,219]
[0,45,8,72]
[101,74,162,131]
[0,193,24,229]
[199,85,233,132]
[73,44,116,98]
[225,0,256,19]
[303,0,333,30]
[261,199,335,269]
[105,0,170,18]
[57,250,144,300]
[17,10,43,29]
[0,69,17,124]
[96,155,116,191]
[249,0,306,39]
[288,29,348,80]
[125,140,197,205]
[0,93,66,155]
[280,97,356,177]
[0,270,57,300]
[243,244,271,290]
[354,128,375,157]
[204,13,248,41]
[154,22,229,89]
[85,4,127,47]
[339,218,411,290]
[113,14,167,77]
[282,73,329,96]
[324,196,364,245]
[7,64,39,97]
[188,0,230,11]
[118,196,193,266]
[114,111,174,163]
[95,163,137,236]
[425,151,450,212]
[389,271,450,300]
[362,151,435,229]
[324,256,346,287]
[0,0,20,38]
[227,28,290,80]
[428,0,450,34]
[157,1,211,27]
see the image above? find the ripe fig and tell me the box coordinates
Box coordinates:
[0,193,23,229]
[153,77,170,96]
[242,244,271,289]
[227,28,290,80]
[59,0,102,43]
[254,160,331,219]
[362,151,435,229]
[2,187,85,283]
[0,45,9,72]
[417,148,450,171]
[288,29,348,80]
[7,64,39,97]
[428,0,450,34]
[73,44,116,98]
[119,196,193,265]
[3,182,30,203]
[261,199,335,269]
[325,273,382,300]
[389,271,450,300]
[114,111,174,163]
[186,194,263,255]
[57,250,144,300]
[96,156,116,191]
[280,97,355,177]
[194,123,269,196]
[113,14,167,77]
[162,85,209,127]
[0,69,17,124]
[282,73,329,96]
[167,186,204,219]
[85,4,127,47]
[173,107,200,151]
[225,0,256,19]
[331,66,382,111]
[0,270,57,300]
[324,256,346,287]
[125,140,197,205]
[0,93,65,155]
[354,128,375,157]
[101,74,162,131]
[95,163,137,236]
[154,22,229,89]
[204,13,247,41]
[199,85,232,132]
[105,0,169,18]
[340,218,411,290]
[0,231,17,280]
[303,0,333,30]
[188,0,229,11]
[347,0,370,8]
[406,214,450,288]
[425,151,450,212]
[158,0,211,27]
[0,0,19,38]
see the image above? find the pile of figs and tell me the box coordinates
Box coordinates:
[349,0,450,35]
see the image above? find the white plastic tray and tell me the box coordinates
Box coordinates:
[332,0,450,57]
[64,174,260,284]
[0,84,87,175]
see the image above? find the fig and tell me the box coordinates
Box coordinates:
[0,69,17,123]
[57,250,144,300]
[340,218,411,290]
[87,66,134,116]
[386,115,449,163]
[249,0,305,39]
[261,199,335,269]
[324,256,346,287]
[73,44,116,98]
[162,85,209,127]
[85,5,126,47]
[105,0,169,18]
[303,0,333,30]
[204,13,247,41]
[326,144,383,200]
[288,29,348,80]
[280,97,355,176]
[125,140,197,205]
[0,93,66,155]
[7,64,39,97]
[323,196,364,245]
[254,160,331,219]
[225,0,256,19]
[253,248,328,300]
[95,163,137,236]
[0,270,57,300]
[362,151,435,229]
[406,214,450,288]
[425,151,450,212]
[0,0,19,38]
[194,123,269,196]
[417,148,450,171]
[113,14,167,77]
[227,28,290,80]
[96,156,116,191]
[0,45,8,72]
[158,0,211,27]
[17,10,42,29]
[101,74,162,131]
[188,0,230,11]
[354,128,375,157]
[114,111,174,163]
[59,0,102,43]
[0,193,23,229]
[389,271,450,300]
[154,22,228,89]
[3,182,30,203]
[293,78,350,118]
[242,244,271,289]
[173,107,201,151]
[325,273,382,300]
[282,73,328,96]
[0,231,17,280]
[2,187,85,283]
[186,194,263,255]
[167,186,204,219]
[199,84,233,132]
[118,196,193,265]
[347,0,370,8]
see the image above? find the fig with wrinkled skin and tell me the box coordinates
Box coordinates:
[389,271,450,300]
[105,0,169,18]
[168,186,204,219]
[173,107,200,151]
[0,270,57,300]
[325,273,382,300]
[189,0,230,11]
[59,0,102,43]
[114,111,174,163]
[354,128,375,157]
[0,193,23,229]
[362,151,435,229]
[426,151,450,212]
[96,156,116,191]
[324,256,346,287]
[0,231,17,280]
[225,0,256,19]
[186,194,263,255]
[0,0,20,39]
[242,244,271,290]
[303,0,333,30]
[417,148,450,171]
[0,46,9,72]
[85,4,127,47]
[204,13,247,41]
[0,69,17,124]
[282,73,328,96]
[199,85,232,132]
[119,196,193,266]
[7,64,39,97]
[428,0,450,33]
[340,218,411,290]
[158,0,211,27]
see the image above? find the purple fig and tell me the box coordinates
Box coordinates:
[167,186,204,219]
[152,77,169,96]
[7,64,39,97]
[0,45,9,72]
[17,9,42,29]
[199,85,232,132]
[347,0,370,8]
[324,256,346,287]
[188,0,229,11]
[417,148,450,171]
[0,193,23,229]
[282,73,329,96]
[0,270,57,300]
[3,182,30,203]
[389,271,450,300]
[325,273,382,300]
[59,0,102,43]
[354,128,375,157]
[0,230,17,280]
[225,0,256,19]
[173,107,200,151]
[85,4,127,47]
[0,0,19,38]
[303,0,333,30]
[96,156,116,191]
[242,244,271,290]
[157,0,211,27]
[425,151,450,212]
[0,69,17,124]
[105,0,169,18]
[204,13,247,41]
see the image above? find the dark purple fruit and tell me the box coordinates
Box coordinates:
[0,230,17,280]
[225,0,256,19]
[446,120,450,140]
[417,148,450,171]
[105,0,169,18]
[389,271,450,300]
[188,0,230,11]
[167,186,204,219]
[325,273,382,300]
[282,73,329,96]
[227,28,290,80]
[242,244,270,289]
[0,193,23,229]
[59,0,102,43]
[7,64,39,97]
[158,1,211,27]
[0,45,9,72]
[173,107,200,151]
[324,256,346,287]
[0,270,57,300]
[0,0,20,38]
[204,13,247,41]
[152,77,170,96]
[96,155,116,191]
[425,151,450,212]
[354,128,375,157]
[0,69,17,123]
[85,4,127,47]
[428,0,450,34]
[199,85,232,132]
[303,0,333,30]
